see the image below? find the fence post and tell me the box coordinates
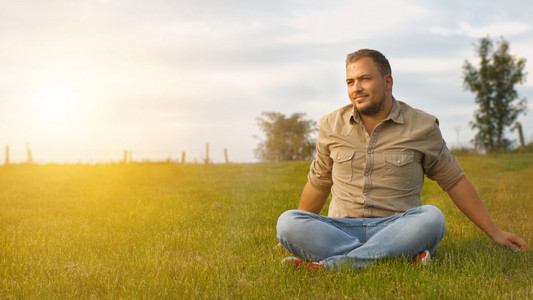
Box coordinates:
[5,144,9,166]
[181,152,186,164]
[26,143,33,164]
[123,150,128,164]
[205,143,210,165]
[515,122,525,149]
[224,148,229,164]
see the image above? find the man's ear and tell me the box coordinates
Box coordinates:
[385,74,393,92]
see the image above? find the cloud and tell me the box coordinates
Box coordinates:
[457,21,531,37]
[393,58,462,74]
[277,1,431,44]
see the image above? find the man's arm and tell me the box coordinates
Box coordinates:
[447,175,528,252]
[298,182,330,214]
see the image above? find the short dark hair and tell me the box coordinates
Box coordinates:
[346,49,391,76]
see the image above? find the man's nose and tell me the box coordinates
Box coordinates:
[354,81,363,92]
[348,84,362,96]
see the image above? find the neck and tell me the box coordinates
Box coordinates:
[361,97,393,135]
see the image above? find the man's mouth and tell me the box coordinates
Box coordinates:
[354,94,368,102]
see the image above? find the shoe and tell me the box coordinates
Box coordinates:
[282,257,326,271]
[413,250,431,266]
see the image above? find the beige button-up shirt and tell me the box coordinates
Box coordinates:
[308,99,465,218]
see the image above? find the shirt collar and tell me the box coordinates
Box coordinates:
[350,97,404,125]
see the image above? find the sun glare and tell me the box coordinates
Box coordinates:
[29,83,82,129]
[39,90,71,119]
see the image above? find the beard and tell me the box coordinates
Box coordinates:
[353,94,387,116]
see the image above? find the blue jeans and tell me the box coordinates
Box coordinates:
[276,205,445,271]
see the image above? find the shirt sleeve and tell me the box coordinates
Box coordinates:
[423,121,465,191]
[307,118,334,193]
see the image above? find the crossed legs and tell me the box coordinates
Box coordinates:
[276,205,445,271]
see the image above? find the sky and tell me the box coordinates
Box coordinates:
[1,0,533,163]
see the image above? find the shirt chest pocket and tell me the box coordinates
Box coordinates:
[331,150,356,183]
[384,152,413,167]
[383,151,419,189]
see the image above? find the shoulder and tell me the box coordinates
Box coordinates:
[396,100,441,138]
[317,104,353,133]
[398,101,439,126]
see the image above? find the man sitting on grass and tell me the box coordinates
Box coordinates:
[276,49,528,271]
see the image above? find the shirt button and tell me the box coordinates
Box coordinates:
[397,160,401,164]
[364,173,368,176]
[363,192,368,196]
[367,151,371,154]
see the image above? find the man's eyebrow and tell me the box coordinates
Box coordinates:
[346,74,372,81]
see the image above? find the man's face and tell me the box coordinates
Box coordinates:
[346,57,392,116]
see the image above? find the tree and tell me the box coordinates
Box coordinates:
[463,36,528,152]
[254,112,317,162]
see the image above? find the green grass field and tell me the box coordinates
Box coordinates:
[1,153,532,299]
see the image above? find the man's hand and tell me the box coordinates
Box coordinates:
[491,229,528,252]
[273,242,283,250]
